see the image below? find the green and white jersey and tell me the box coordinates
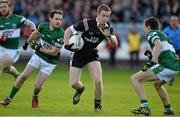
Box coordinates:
[35,22,64,65]
[147,30,180,71]
[0,14,27,49]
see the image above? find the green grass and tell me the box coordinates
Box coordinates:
[0,64,180,116]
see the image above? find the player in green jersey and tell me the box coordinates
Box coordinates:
[0,10,64,108]
[0,0,36,79]
[130,17,180,116]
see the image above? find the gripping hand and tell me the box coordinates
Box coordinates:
[142,61,156,72]
[22,41,29,50]
[64,43,78,52]
[30,41,41,51]
[144,50,152,60]
[98,25,111,39]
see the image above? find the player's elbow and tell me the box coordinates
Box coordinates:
[50,51,60,56]
[113,41,118,47]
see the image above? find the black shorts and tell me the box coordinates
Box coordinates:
[71,49,100,68]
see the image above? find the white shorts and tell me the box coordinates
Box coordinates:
[27,54,56,75]
[151,64,179,83]
[0,45,20,63]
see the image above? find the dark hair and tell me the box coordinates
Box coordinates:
[97,4,111,14]
[49,10,63,18]
[144,17,159,30]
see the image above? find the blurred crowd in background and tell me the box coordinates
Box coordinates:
[5,0,180,68]
[11,0,180,29]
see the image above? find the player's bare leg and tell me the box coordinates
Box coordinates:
[4,66,20,79]
[70,67,84,105]
[32,72,49,108]
[88,61,103,112]
[0,65,36,106]
[154,80,174,115]
[0,55,12,78]
[130,70,158,116]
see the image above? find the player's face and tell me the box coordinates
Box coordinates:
[143,24,150,34]
[0,3,10,17]
[50,14,63,29]
[97,10,111,25]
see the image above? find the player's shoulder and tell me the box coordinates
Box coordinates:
[85,18,96,25]
[39,22,49,27]
[56,27,65,34]
[147,30,159,40]
[148,30,158,36]
[11,14,25,19]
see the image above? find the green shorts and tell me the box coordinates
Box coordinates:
[150,64,179,83]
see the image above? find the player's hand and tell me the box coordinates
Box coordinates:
[144,50,152,60]
[142,61,156,72]
[64,43,78,52]
[98,25,111,39]
[22,41,29,50]
[30,41,41,51]
[0,35,8,42]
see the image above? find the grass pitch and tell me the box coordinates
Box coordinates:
[0,63,180,116]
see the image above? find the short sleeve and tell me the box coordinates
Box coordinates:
[37,23,44,33]
[147,32,160,44]
[73,20,85,32]
[19,16,27,27]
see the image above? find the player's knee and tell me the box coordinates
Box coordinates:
[154,82,161,89]
[130,75,136,82]
[20,74,28,81]
[94,79,102,85]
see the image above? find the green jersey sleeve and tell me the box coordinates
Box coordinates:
[37,23,44,33]
[147,31,160,44]
[18,15,27,27]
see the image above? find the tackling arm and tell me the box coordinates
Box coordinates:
[27,31,41,43]
[39,47,60,56]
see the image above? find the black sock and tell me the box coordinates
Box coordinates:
[164,104,172,110]
[94,99,101,108]
[77,86,84,93]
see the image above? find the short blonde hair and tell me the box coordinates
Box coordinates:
[97,4,111,14]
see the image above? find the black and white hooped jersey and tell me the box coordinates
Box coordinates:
[71,18,113,51]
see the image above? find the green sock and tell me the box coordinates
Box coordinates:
[140,99,149,108]
[8,86,19,100]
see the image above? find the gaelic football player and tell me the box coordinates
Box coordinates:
[1,10,64,108]
[131,17,180,116]
[0,0,35,79]
[64,4,118,112]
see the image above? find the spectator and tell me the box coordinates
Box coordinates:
[127,23,141,69]
[163,15,180,58]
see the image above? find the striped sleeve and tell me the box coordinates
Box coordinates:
[147,32,160,44]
